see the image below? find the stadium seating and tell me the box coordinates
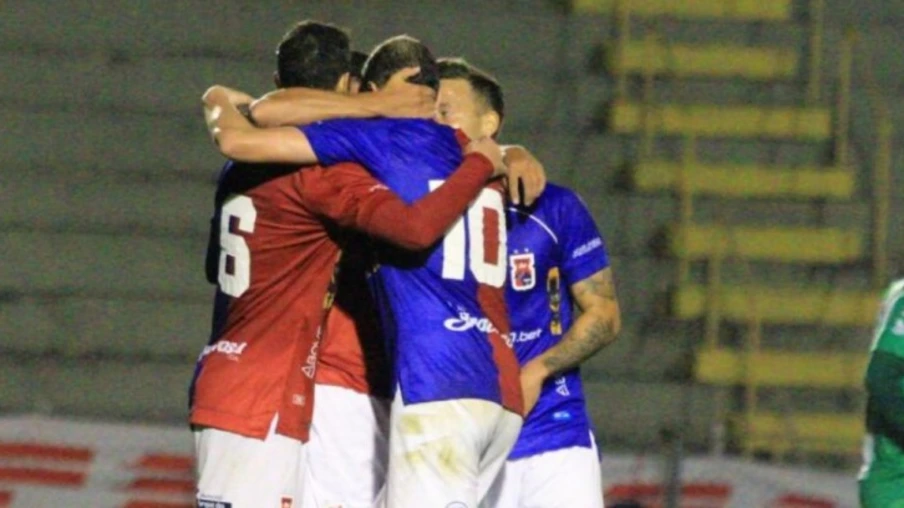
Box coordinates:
[667,224,864,264]
[738,412,864,456]
[0,297,208,359]
[610,102,833,140]
[672,285,877,326]
[573,0,793,21]
[608,41,798,80]
[0,232,207,295]
[695,348,867,389]
[631,163,855,200]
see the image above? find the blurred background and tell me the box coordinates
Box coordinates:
[1,0,901,506]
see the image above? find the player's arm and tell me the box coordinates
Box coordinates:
[520,267,621,413]
[501,145,547,207]
[531,268,621,377]
[250,68,435,127]
[203,85,319,164]
[866,293,904,436]
[302,139,506,250]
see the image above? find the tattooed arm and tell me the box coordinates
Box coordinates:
[520,267,621,413]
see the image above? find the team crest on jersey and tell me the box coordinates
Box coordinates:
[510,253,536,291]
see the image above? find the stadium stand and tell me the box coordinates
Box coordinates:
[0,0,901,474]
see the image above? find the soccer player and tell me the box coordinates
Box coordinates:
[433,58,621,508]
[859,278,904,507]
[192,22,506,508]
[203,35,547,507]
[245,48,548,508]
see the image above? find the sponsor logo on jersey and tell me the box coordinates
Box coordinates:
[552,410,572,421]
[198,340,248,361]
[444,309,499,334]
[302,340,319,379]
[197,497,232,508]
[555,376,570,396]
[509,328,543,344]
[509,252,536,291]
[572,237,603,259]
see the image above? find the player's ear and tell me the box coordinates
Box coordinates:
[336,72,351,93]
[273,71,281,88]
[481,111,501,139]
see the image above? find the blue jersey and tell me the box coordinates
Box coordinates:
[301,118,522,414]
[505,183,610,459]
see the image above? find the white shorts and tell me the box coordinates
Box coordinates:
[483,434,604,508]
[194,416,305,508]
[383,394,522,508]
[302,383,390,508]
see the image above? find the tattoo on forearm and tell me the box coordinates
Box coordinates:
[541,269,619,376]
[542,316,617,376]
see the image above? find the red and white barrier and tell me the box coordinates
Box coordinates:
[0,415,858,507]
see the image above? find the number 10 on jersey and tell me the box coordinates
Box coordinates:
[430,181,507,288]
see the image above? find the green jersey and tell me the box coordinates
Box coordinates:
[860,279,904,507]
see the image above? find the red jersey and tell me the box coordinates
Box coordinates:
[190,154,494,441]
[315,242,390,397]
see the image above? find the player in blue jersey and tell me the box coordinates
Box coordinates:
[434,59,622,508]
[203,36,548,508]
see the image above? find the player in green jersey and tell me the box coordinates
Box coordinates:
[860,278,904,507]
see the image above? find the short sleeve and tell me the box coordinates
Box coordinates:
[300,118,390,174]
[554,189,610,285]
[873,291,904,359]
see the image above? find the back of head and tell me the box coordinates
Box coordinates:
[362,35,439,93]
[276,20,350,90]
[437,57,505,125]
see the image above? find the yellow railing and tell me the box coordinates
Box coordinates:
[610,2,888,458]
[807,0,825,104]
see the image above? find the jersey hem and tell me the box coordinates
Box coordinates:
[190,408,308,442]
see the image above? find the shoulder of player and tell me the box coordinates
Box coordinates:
[508,183,579,219]
[877,281,904,335]
[385,119,458,144]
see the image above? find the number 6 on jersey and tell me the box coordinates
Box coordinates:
[218,195,257,297]
[431,181,507,288]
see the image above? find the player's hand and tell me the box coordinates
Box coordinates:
[503,145,547,206]
[203,85,254,107]
[467,136,506,176]
[520,360,547,416]
[374,67,436,119]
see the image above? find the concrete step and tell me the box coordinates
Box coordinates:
[0,1,569,77]
[0,171,213,236]
[0,48,571,132]
[0,356,194,422]
[1,232,208,295]
[0,107,224,175]
[584,379,718,450]
[0,294,211,359]
[0,51,271,115]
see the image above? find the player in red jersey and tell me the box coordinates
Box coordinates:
[191,21,507,508]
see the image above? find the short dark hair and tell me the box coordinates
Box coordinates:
[349,50,368,81]
[362,35,439,93]
[276,20,351,90]
[438,57,505,126]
